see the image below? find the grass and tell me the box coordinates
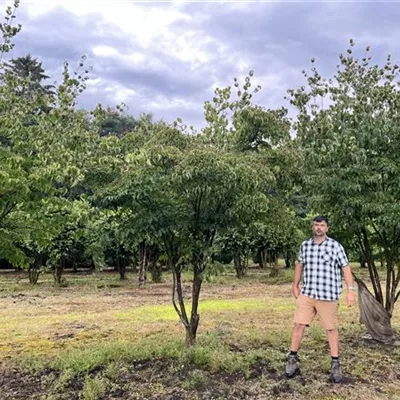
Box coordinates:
[0,265,399,399]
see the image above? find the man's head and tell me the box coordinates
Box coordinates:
[312,215,329,238]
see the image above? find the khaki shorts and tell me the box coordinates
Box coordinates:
[294,294,339,330]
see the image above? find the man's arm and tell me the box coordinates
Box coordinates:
[342,265,356,306]
[292,262,303,298]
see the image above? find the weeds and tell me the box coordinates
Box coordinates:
[81,375,107,400]
[182,370,209,390]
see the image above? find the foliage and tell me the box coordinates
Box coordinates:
[89,110,274,343]
[96,104,147,137]
[0,0,21,59]
[289,39,400,316]
[1,54,55,100]
[0,5,96,277]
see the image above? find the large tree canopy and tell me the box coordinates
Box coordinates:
[289,40,400,319]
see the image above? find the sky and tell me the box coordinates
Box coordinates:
[4,0,400,129]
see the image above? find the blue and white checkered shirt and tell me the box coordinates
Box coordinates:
[298,236,349,301]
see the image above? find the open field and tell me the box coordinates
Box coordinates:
[0,266,399,400]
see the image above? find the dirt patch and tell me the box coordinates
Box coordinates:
[0,359,274,400]
[0,368,44,400]
[1,356,398,400]
[248,357,281,380]
[52,332,75,340]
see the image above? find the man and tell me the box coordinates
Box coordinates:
[285,215,356,383]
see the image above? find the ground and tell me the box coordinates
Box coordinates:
[0,267,399,400]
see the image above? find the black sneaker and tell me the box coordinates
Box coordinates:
[331,359,343,383]
[285,354,299,378]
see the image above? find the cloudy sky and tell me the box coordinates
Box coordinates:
[5,0,400,129]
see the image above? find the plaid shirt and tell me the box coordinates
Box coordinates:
[298,236,349,301]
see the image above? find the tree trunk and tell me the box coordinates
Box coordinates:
[390,263,400,316]
[90,257,96,273]
[259,248,268,269]
[28,254,42,284]
[138,242,147,287]
[354,229,400,338]
[172,246,205,347]
[185,324,197,347]
[359,254,367,269]
[148,245,162,283]
[166,236,194,345]
[358,227,383,305]
[150,263,162,283]
[269,252,279,277]
[385,257,400,316]
[185,267,202,346]
[28,265,41,284]
[234,251,248,279]
[119,264,127,280]
[284,251,291,269]
[171,265,191,344]
[53,258,65,285]
[72,261,78,273]
[117,255,127,280]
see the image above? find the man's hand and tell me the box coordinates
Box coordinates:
[346,289,356,306]
[292,285,301,299]
[292,263,303,299]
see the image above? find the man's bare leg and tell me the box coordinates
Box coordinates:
[290,323,306,351]
[327,328,339,356]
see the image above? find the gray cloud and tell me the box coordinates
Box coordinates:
[7,4,216,126]
[4,1,400,129]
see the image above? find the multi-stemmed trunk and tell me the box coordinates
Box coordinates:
[168,241,209,347]
[172,263,203,346]
[355,225,400,342]
[28,253,43,284]
[258,248,280,275]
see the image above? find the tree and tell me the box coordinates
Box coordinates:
[88,117,185,286]
[96,105,143,137]
[203,71,303,278]
[0,1,21,61]
[251,199,301,275]
[289,40,400,323]
[93,115,273,345]
[219,227,253,279]
[0,4,96,276]
[170,146,272,344]
[232,106,290,153]
[2,54,55,99]
[45,200,91,285]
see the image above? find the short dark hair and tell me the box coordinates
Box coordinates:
[313,215,329,225]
